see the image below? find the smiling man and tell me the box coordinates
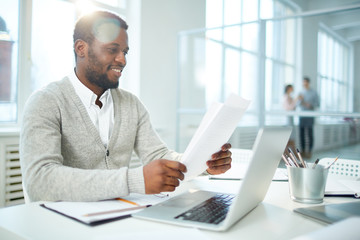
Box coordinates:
[20,11,232,202]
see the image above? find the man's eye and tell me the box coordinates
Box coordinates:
[123,51,128,56]
[108,48,118,53]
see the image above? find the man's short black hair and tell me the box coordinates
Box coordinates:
[73,11,128,59]
[303,76,310,83]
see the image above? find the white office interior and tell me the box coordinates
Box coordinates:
[0,0,359,214]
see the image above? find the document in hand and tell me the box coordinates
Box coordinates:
[181,93,251,180]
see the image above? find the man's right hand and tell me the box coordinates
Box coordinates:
[143,159,187,194]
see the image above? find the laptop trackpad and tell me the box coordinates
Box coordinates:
[160,197,199,208]
[160,191,215,208]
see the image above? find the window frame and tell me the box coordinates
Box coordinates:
[317,22,353,113]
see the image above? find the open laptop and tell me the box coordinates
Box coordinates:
[133,127,292,231]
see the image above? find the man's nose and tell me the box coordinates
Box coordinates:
[115,52,126,66]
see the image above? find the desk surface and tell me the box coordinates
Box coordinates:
[0,177,357,240]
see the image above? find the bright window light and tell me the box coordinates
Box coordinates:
[76,0,96,16]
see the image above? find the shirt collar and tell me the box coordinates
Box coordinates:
[69,69,111,108]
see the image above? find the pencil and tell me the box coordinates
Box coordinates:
[312,158,320,169]
[282,154,290,166]
[296,148,307,168]
[326,156,339,169]
[116,198,139,206]
[287,149,300,167]
[287,156,297,167]
[83,204,152,217]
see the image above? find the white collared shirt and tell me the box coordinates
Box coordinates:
[68,70,114,147]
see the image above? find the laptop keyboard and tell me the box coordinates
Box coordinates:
[174,193,235,225]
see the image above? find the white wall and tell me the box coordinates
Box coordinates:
[138,0,206,149]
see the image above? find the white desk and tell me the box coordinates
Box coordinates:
[0,176,356,240]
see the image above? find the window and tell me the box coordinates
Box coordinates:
[31,0,76,91]
[0,0,127,125]
[176,0,300,150]
[204,0,298,121]
[317,25,351,112]
[31,0,127,91]
[0,0,19,122]
[265,11,297,113]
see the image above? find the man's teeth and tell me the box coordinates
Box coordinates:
[112,69,122,73]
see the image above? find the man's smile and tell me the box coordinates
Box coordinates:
[109,66,124,78]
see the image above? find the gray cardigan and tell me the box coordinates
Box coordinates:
[20,77,180,202]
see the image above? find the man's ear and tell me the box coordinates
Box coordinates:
[74,39,88,58]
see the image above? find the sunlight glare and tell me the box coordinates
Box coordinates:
[76,0,96,16]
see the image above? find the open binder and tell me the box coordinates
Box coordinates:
[41,193,169,226]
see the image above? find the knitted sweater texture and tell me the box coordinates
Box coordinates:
[20,77,180,202]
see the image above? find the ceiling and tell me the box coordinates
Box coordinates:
[293,0,360,43]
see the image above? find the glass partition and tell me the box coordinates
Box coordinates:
[176,5,360,157]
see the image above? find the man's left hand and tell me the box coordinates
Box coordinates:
[206,143,232,175]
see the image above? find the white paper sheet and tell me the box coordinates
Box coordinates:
[325,175,358,195]
[181,94,251,180]
[339,179,360,194]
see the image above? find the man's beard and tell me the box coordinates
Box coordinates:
[85,48,119,90]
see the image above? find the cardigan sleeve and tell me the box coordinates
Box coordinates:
[132,96,182,165]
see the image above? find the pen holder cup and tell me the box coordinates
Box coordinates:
[287,165,329,204]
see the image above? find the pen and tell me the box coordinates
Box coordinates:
[296,148,307,168]
[312,158,319,169]
[116,198,139,206]
[326,156,339,169]
[83,204,152,217]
